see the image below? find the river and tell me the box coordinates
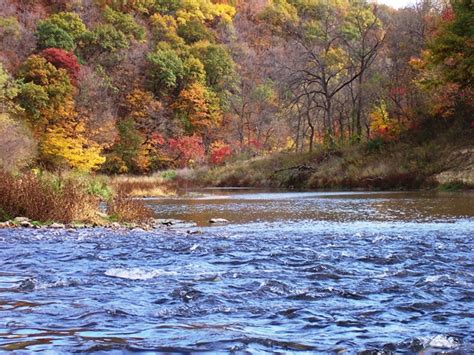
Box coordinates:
[1,190,473,352]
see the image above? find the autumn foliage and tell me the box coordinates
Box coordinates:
[167,135,205,168]
[0,0,472,177]
[39,48,80,85]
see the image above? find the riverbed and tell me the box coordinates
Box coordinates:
[1,190,473,352]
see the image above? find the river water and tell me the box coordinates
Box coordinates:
[0,190,473,353]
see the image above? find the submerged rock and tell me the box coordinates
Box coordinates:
[154,218,184,226]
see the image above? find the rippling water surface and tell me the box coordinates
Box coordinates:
[1,191,473,353]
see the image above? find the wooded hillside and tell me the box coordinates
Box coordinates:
[0,0,472,174]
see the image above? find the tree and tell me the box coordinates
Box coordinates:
[80,24,129,59]
[0,114,36,172]
[104,117,145,174]
[41,122,105,171]
[35,12,88,51]
[177,18,215,44]
[167,134,205,168]
[262,0,384,144]
[429,0,473,88]
[147,46,185,94]
[191,41,234,90]
[103,5,146,42]
[35,22,75,51]
[17,55,75,128]
[173,82,221,135]
[0,62,21,114]
[45,12,88,40]
[39,48,81,85]
[209,140,232,165]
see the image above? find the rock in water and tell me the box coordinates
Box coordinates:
[49,222,65,229]
[14,217,30,223]
[209,218,229,224]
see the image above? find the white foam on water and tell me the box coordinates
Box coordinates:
[427,334,461,349]
[105,267,177,280]
[425,274,450,283]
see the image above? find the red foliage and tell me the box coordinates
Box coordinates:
[151,132,165,146]
[167,135,205,168]
[209,143,232,166]
[39,48,80,85]
[389,86,407,97]
[441,7,455,23]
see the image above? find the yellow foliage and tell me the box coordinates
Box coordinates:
[134,142,152,173]
[369,100,401,140]
[125,88,162,121]
[174,82,222,133]
[176,0,236,25]
[41,122,105,171]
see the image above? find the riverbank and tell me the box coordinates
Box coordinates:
[0,171,155,226]
[194,123,474,191]
[0,216,200,231]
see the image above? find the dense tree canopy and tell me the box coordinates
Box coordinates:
[0,0,471,173]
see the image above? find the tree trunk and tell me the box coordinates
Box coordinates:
[306,111,315,153]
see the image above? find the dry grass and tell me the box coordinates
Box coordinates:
[106,191,155,223]
[195,136,465,190]
[109,173,176,197]
[0,171,99,223]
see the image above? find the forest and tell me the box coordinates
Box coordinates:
[0,0,472,182]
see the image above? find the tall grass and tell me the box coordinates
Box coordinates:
[109,173,176,197]
[106,191,155,223]
[0,171,99,223]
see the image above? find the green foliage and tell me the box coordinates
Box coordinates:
[17,82,49,120]
[0,63,21,114]
[161,169,177,180]
[104,118,144,174]
[46,12,88,40]
[153,0,181,14]
[366,137,385,153]
[17,55,74,126]
[103,6,145,41]
[177,19,214,44]
[35,12,88,51]
[430,0,474,87]
[35,22,75,51]
[147,46,184,93]
[83,24,130,55]
[182,56,206,84]
[191,42,234,89]
[260,0,298,29]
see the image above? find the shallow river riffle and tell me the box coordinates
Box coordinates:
[0,191,473,353]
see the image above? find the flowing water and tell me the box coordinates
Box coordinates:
[0,190,473,353]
